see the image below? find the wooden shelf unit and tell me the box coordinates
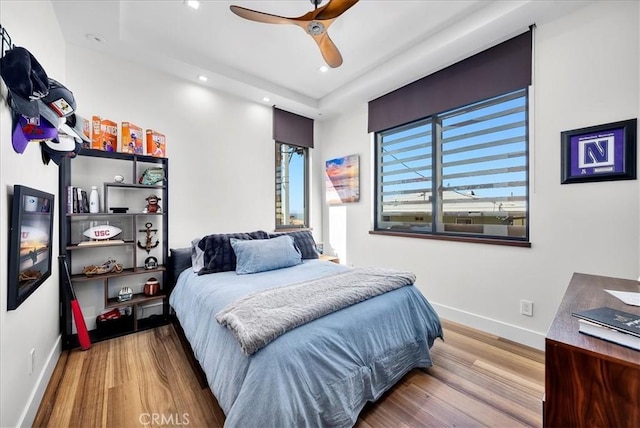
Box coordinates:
[58,149,169,349]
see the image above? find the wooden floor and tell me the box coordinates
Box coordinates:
[34,319,544,427]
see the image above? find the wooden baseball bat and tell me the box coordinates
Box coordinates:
[59,255,91,351]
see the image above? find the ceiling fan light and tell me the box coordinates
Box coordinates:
[307,21,325,36]
[318,65,329,73]
[197,74,208,82]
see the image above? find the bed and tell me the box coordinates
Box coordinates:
[168,231,443,427]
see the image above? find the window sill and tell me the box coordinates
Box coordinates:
[274,227,312,233]
[369,230,531,248]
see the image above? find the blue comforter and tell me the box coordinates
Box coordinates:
[170,260,443,427]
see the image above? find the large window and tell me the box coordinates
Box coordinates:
[275,142,308,229]
[375,89,528,242]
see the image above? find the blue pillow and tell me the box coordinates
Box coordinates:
[230,235,302,274]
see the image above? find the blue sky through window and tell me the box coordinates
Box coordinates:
[379,89,527,217]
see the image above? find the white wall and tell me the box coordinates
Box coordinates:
[62,43,330,330]
[64,46,296,247]
[0,2,66,427]
[316,1,640,350]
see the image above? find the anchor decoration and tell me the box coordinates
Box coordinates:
[137,222,159,254]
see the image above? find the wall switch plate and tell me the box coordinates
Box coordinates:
[520,300,533,317]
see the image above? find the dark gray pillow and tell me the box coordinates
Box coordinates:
[198,230,270,274]
[170,247,192,282]
[268,230,319,260]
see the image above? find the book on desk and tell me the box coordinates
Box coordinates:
[572,306,640,351]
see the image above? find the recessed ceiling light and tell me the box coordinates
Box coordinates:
[318,65,329,73]
[85,33,105,43]
[197,74,208,82]
[262,96,271,103]
[185,0,200,10]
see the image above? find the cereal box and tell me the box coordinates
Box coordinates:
[121,122,144,154]
[80,116,91,148]
[146,129,166,157]
[91,115,102,150]
[101,119,118,152]
[91,116,118,152]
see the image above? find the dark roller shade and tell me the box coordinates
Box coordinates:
[368,30,532,133]
[273,107,314,148]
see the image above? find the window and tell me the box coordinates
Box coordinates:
[275,142,308,229]
[375,89,528,242]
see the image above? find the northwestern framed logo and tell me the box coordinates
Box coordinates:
[561,119,637,184]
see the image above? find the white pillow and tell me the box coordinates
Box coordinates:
[191,237,205,273]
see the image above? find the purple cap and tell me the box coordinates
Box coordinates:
[12,115,58,154]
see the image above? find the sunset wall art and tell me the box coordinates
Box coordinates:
[325,154,360,204]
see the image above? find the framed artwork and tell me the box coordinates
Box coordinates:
[7,185,55,310]
[326,154,360,204]
[561,118,637,184]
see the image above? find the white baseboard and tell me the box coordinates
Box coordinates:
[431,302,546,351]
[17,335,61,428]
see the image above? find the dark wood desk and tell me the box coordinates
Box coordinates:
[544,272,640,427]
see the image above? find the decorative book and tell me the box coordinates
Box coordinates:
[572,306,640,351]
[576,319,640,351]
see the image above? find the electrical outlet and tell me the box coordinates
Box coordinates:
[520,300,533,317]
[28,348,35,375]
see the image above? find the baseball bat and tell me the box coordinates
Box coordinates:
[59,255,91,351]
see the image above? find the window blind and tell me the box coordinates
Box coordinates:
[368,30,532,133]
[273,107,314,148]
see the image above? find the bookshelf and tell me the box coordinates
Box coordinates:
[58,149,169,349]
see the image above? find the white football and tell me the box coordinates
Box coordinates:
[83,225,122,240]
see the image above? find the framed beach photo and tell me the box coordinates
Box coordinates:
[326,154,360,204]
[561,119,637,184]
[7,185,55,310]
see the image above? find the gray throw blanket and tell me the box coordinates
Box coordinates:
[215,267,416,355]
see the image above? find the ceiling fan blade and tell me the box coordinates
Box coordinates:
[230,1,356,68]
[230,5,295,25]
[315,0,360,21]
[313,33,343,68]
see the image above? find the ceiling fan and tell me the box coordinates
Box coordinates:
[230,0,359,68]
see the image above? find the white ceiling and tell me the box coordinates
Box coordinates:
[50,0,589,120]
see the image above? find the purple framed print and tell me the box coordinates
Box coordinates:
[561,118,637,184]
